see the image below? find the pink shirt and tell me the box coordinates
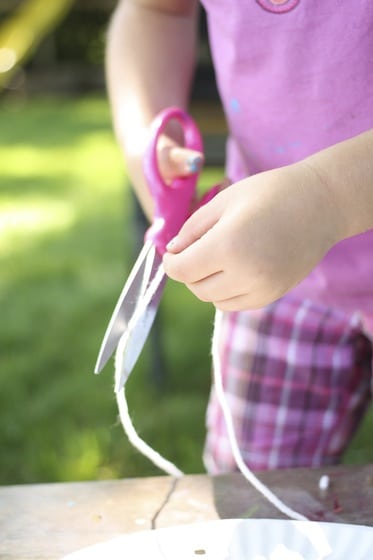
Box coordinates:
[200,0,373,329]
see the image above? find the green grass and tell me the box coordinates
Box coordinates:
[0,95,371,485]
[0,95,221,484]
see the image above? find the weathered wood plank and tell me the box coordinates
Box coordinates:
[0,476,174,559]
[0,465,372,559]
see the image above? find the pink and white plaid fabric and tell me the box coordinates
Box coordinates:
[204,296,372,474]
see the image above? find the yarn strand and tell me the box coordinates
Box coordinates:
[211,309,307,521]
[114,258,183,478]
[116,385,183,478]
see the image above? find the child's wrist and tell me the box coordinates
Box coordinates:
[295,158,347,253]
[299,157,350,248]
[301,130,373,241]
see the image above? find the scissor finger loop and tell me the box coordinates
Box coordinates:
[143,107,204,255]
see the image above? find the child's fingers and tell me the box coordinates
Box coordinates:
[164,190,226,259]
[158,145,204,181]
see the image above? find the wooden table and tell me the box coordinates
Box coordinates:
[1,463,372,559]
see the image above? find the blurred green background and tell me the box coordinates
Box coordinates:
[1,0,372,486]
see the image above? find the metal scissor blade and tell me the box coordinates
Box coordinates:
[94,240,156,374]
[115,263,166,392]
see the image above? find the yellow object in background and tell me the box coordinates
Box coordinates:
[0,0,75,89]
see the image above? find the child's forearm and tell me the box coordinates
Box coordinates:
[304,129,373,242]
[106,0,199,216]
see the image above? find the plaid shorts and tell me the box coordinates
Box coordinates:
[203,296,373,473]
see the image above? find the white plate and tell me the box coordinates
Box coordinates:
[62,518,373,559]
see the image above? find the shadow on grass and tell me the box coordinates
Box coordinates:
[0,174,76,198]
[0,96,113,148]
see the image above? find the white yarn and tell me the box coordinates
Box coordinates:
[114,258,183,478]
[112,263,307,519]
[116,386,183,478]
[211,309,307,522]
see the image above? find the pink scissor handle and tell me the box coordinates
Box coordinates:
[143,107,203,255]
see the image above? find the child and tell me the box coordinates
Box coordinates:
[105,0,373,472]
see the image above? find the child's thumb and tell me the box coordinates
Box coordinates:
[158,145,204,181]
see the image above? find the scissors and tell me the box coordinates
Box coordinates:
[94,107,219,392]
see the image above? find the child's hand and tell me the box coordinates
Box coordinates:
[163,162,342,311]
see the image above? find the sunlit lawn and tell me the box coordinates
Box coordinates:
[0,95,221,484]
[0,95,371,485]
